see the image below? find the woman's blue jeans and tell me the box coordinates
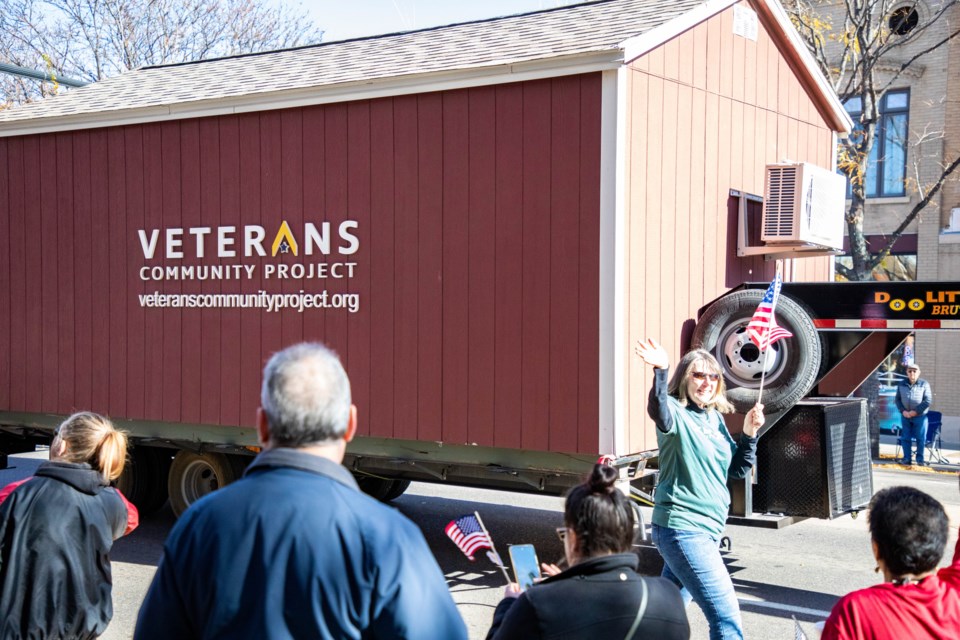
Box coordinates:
[652,523,743,640]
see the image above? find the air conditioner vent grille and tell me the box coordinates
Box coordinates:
[760,163,845,249]
[764,166,798,238]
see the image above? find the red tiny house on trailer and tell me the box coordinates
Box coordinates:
[0,0,865,513]
[1,76,605,454]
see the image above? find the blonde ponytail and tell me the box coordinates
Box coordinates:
[55,412,129,482]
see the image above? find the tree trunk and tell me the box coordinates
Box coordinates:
[846,196,871,281]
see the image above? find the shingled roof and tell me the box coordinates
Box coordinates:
[0,0,701,129]
[0,0,850,134]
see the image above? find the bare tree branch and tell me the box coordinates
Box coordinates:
[0,0,324,104]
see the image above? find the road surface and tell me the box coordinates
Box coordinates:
[1,452,956,639]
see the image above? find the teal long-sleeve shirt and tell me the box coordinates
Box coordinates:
[647,368,757,537]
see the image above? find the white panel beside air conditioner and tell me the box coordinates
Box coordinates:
[761,163,846,249]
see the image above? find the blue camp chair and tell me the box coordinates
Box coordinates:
[893,411,945,465]
[926,411,946,464]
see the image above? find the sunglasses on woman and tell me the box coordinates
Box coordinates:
[690,371,721,382]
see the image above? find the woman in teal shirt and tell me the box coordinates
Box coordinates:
[635,338,764,640]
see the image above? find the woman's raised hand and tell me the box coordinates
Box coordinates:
[634,338,669,369]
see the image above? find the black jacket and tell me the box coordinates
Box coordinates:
[487,553,690,639]
[0,461,127,640]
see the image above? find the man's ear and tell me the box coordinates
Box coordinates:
[343,405,358,443]
[256,408,271,448]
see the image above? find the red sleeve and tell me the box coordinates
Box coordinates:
[114,488,140,536]
[953,537,960,569]
[821,596,859,640]
[0,478,31,506]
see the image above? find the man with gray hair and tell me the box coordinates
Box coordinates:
[896,362,933,467]
[135,342,467,639]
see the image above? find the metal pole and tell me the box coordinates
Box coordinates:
[0,61,88,88]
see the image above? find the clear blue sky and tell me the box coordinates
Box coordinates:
[304,1,573,42]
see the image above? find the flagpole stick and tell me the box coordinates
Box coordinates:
[473,511,512,584]
[756,266,784,409]
[757,348,767,406]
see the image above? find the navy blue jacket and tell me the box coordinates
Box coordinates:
[0,462,128,640]
[135,448,466,640]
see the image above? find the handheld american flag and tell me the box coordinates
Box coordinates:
[445,514,493,561]
[747,275,793,350]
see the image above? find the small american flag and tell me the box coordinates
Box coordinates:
[445,514,493,561]
[747,275,793,350]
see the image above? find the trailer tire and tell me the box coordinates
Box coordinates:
[115,447,171,515]
[168,451,239,517]
[692,289,822,413]
[356,476,409,502]
[383,479,411,501]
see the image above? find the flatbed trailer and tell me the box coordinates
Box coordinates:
[1,280,956,523]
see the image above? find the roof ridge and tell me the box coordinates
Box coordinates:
[142,0,617,72]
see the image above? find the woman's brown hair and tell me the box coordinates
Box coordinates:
[667,348,735,414]
[55,412,128,482]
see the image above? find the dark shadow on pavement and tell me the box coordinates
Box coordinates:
[392,492,565,589]
[733,578,839,623]
[110,502,176,567]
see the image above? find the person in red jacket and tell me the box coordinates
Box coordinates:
[0,412,138,640]
[822,485,960,640]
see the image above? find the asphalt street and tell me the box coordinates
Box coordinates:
[1,451,957,639]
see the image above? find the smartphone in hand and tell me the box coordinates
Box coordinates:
[509,544,541,591]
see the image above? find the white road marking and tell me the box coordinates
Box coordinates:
[738,598,832,618]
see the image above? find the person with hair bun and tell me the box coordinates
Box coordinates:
[822,486,960,639]
[486,463,690,639]
[0,411,138,640]
[635,338,764,640]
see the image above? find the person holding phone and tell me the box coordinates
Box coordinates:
[486,464,690,639]
[634,338,763,640]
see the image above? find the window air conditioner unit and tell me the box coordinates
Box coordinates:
[762,163,846,249]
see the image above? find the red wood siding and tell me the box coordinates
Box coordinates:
[0,74,603,455]
[624,1,837,454]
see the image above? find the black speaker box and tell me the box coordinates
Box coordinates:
[753,398,873,519]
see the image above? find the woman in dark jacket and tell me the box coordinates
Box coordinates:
[486,464,690,639]
[0,411,136,640]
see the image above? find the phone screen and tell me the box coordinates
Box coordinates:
[509,544,541,591]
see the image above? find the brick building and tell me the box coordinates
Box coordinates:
[809,1,960,428]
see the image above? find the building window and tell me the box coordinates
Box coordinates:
[844,89,909,198]
[889,5,919,36]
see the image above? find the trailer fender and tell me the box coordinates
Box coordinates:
[115,446,172,515]
[692,290,822,413]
